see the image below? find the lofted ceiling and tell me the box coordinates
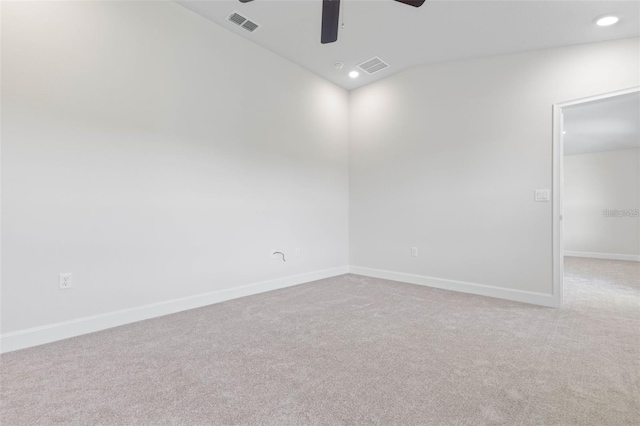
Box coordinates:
[176,0,640,90]
[564,92,640,156]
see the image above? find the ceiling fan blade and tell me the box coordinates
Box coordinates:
[321,0,340,44]
[394,0,425,7]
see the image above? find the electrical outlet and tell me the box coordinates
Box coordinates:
[411,247,418,257]
[295,248,301,258]
[59,273,72,289]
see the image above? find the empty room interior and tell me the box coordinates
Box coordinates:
[1,0,639,424]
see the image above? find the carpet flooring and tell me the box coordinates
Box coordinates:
[1,257,639,425]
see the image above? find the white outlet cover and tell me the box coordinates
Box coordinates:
[411,247,418,257]
[59,273,72,289]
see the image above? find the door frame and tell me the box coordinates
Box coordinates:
[552,86,640,308]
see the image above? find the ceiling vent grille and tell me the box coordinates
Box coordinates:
[358,57,390,74]
[227,12,261,33]
[241,20,259,32]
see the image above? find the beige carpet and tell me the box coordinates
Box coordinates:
[1,257,639,425]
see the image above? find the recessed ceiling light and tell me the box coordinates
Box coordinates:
[595,15,619,26]
[349,71,359,78]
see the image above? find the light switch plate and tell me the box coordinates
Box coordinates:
[534,189,550,202]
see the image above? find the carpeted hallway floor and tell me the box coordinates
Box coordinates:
[1,257,639,425]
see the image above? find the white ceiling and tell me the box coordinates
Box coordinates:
[564,92,640,156]
[176,0,640,90]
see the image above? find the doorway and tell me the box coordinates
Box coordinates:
[553,87,640,307]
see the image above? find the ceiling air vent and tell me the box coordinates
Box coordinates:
[357,57,389,74]
[227,12,261,33]
[241,20,259,32]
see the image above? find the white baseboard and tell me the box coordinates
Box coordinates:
[0,266,349,354]
[564,251,640,262]
[349,266,559,308]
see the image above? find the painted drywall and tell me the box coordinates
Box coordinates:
[349,38,640,296]
[564,149,640,257]
[1,1,349,334]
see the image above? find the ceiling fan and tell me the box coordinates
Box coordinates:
[238,0,425,44]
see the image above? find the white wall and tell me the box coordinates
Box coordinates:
[2,1,639,344]
[349,38,639,298]
[564,149,640,257]
[1,1,349,334]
